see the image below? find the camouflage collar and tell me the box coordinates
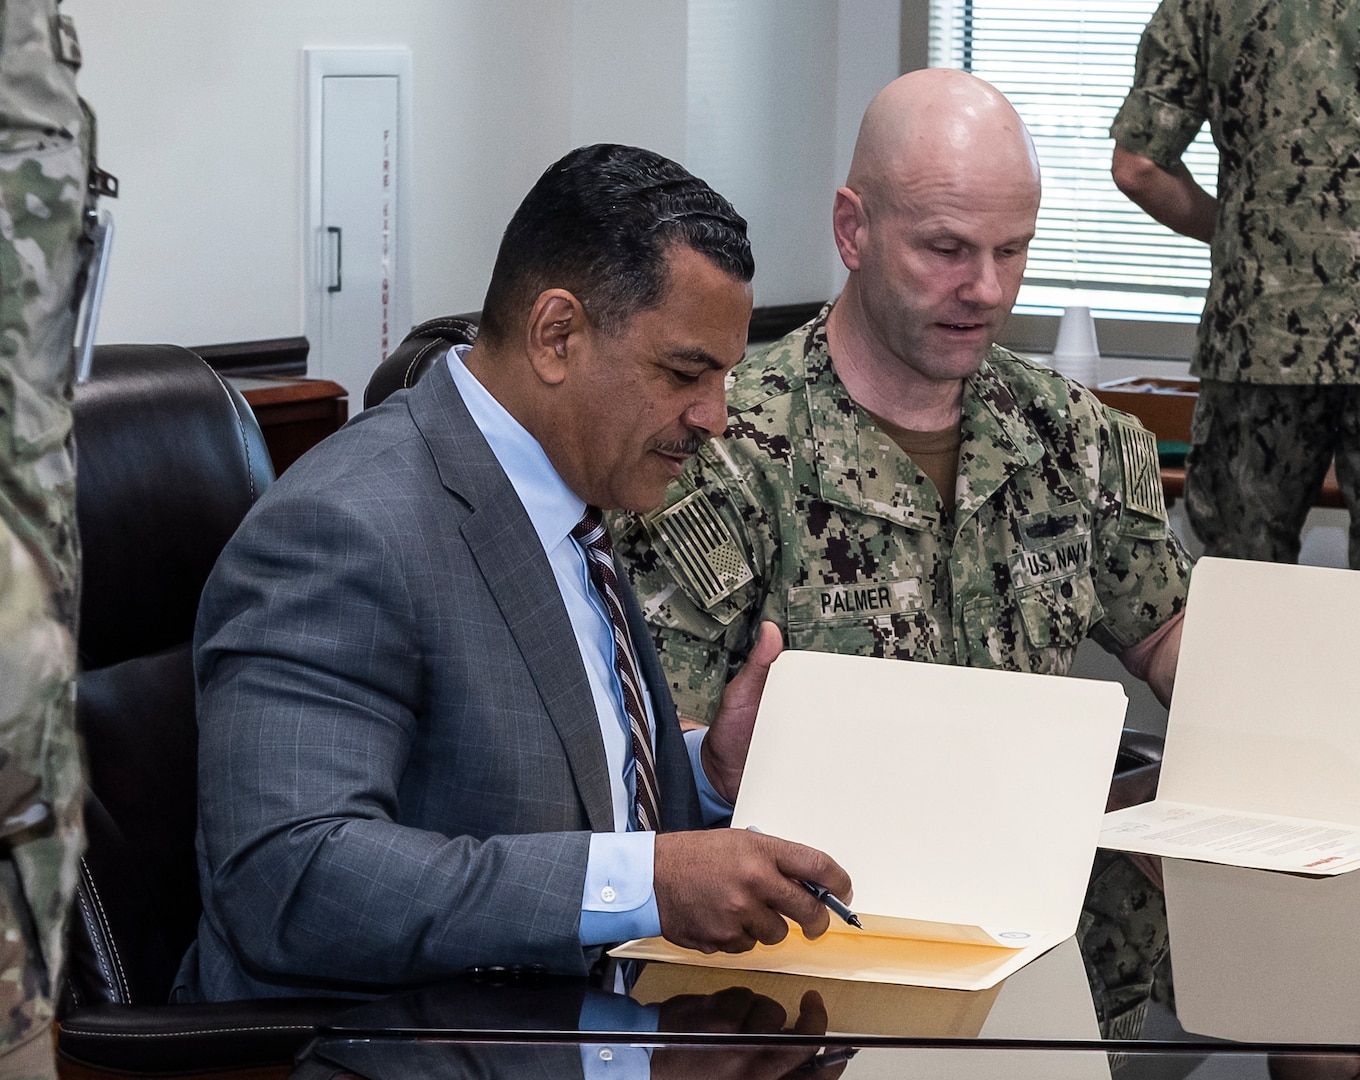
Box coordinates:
[954,353,1048,523]
[796,312,1046,530]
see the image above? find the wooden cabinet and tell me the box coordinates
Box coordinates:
[230,376,349,475]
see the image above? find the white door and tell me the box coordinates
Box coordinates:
[316,74,399,407]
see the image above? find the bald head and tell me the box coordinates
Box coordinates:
[827,70,1043,406]
[846,69,1040,208]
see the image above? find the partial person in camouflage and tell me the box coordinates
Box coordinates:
[1078,850,1171,1042]
[614,69,1192,727]
[1,0,95,1072]
[1111,0,1360,567]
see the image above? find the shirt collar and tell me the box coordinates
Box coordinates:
[445,344,586,550]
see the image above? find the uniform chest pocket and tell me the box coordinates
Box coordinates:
[1015,573,1100,648]
[1008,512,1102,649]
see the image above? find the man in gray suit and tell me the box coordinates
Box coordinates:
[176,144,851,1001]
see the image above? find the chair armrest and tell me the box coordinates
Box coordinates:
[58,998,345,1075]
[1106,727,1165,813]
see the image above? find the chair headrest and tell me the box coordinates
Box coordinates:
[364,317,478,409]
[74,345,274,669]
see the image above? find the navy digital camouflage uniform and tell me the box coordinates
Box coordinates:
[613,304,1193,726]
[2,0,95,1070]
[1111,0,1360,566]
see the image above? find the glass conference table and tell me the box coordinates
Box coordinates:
[278,850,1360,1080]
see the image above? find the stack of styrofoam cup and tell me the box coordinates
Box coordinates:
[1051,305,1101,387]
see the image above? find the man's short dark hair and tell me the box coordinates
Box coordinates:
[479,144,754,343]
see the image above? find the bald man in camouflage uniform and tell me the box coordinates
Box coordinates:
[615,73,1185,1042]
[1111,0,1360,567]
[615,70,1191,728]
[2,0,96,1073]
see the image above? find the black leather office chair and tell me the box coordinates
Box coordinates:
[367,316,1165,812]
[363,316,478,409]
[57,344,338,1073]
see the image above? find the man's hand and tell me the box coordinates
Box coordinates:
[1141,615,1182,709]
[701,621,782,804]
[653,827,852,954]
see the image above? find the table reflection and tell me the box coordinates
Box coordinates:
[300,984,853,1080]
[1079,849,1170,1041]
[292,1039,1360,1080]
[1165,857,1360,1043]
[293,847,1360,1073]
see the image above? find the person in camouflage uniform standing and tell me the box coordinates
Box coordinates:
[1,0,96,1073]
[614,69,1192,728]
[1111,0,1360,567]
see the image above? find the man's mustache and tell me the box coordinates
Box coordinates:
[652,433,707,456]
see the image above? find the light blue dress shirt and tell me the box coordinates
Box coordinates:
[445,348,729,948]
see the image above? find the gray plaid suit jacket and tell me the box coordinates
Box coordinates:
[179,362,703,1001]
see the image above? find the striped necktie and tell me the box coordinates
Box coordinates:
[572,506,662,832]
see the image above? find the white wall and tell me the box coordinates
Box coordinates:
[63,0,901,354]
[685,0,840,306]
[64,0,570,348]
[685,0,900,305]
[570,1,689,161]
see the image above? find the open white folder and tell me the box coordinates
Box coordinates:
[613,650,1126,990]
[1100,558,1360,874]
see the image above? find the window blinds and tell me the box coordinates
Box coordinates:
[929,0,1218,317]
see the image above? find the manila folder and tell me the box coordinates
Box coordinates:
[614,651,1126,990]
[1101,558,1360,874]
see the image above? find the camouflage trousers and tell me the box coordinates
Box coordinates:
[1,0,90,1067]
[1185,381,1360,568]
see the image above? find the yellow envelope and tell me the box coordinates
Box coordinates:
[629,934,1100,1042]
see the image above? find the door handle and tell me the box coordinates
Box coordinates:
[327,226,342,293]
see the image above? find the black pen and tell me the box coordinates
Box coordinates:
[800,879,863,929]
[747,826,862,929]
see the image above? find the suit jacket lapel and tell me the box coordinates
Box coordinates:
[406,368,615,833]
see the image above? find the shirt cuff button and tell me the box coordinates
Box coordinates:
[600,885,617,903]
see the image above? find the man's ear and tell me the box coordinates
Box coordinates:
[832,186,867,272]
[525,289,586,387]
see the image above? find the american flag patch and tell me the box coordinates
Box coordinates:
[650,491,754,609]
[1115,418,1166,520]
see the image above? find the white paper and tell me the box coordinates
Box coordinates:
[1102,801,1360,874]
